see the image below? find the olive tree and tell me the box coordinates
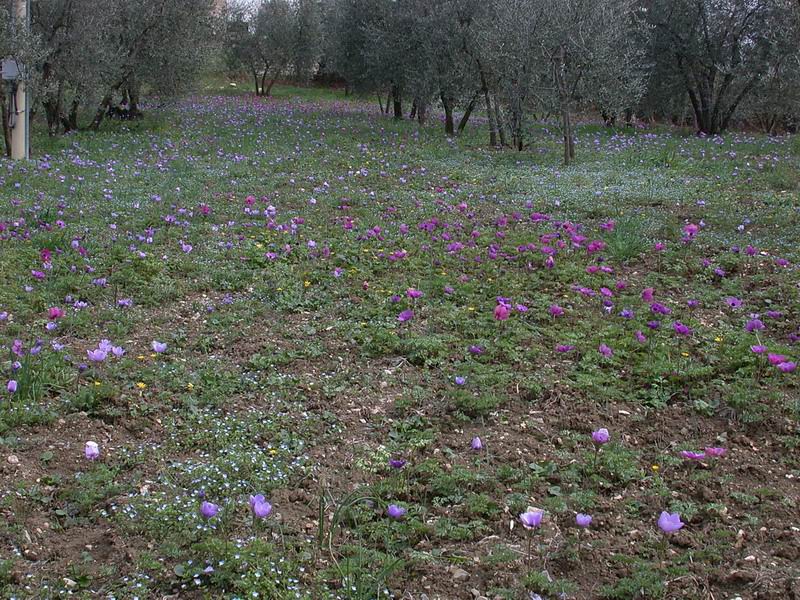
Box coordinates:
[647,0,795,134]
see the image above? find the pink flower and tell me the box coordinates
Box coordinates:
[48,307,65,320]
[777,361,796,373]
[680,450,705,461]
[768,353,787,365]
[704,447,726,457]
[598,344,613,357]
[549,304,564,317]
[641,287,654,302]
[494,304,510,321]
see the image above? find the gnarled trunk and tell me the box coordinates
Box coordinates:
[457,91,479,135]
[392,85,402,119]
[442,94,454,135]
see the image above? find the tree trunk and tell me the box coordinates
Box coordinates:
[252,69,260,95]
[417,100,427,125]
[61,96,79,132]
[265,78,277,97]
[494,97,507,147]
[457,91,479,135]
[442,94,454,135]
[392,85,402,119]
[377,93,385,114]
[128,81,143,119]
[0,86,10,157]
[90,93,113,131]
[555,44,573,165]
[409,98,417,119]
[480,74,497,146]
[261,70,269,96]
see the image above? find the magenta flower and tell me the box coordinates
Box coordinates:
[549,304,564,317]
[704,447,726,457]
[598,344,613,357]
[575,513,592,528]
[387,504,407,519]
[750,345,767,354]
[725,297,743,309]
[519,510,544,529]
[600,220,615,232]
[152,341,167,353]
[650,302,671,315]
[635,330,647,343]
[641,288,654,302]
[768,353,787,365]
[680,450,706,461]
[494,304,510,321]
[555,344,575,353]
[592,428,610,444]
[397,309,414,323]
[200,501,219,519]
[745,319,765,333]
[84,441,100,461]
[682,223,699,238]
[48,307,64,320]
[406,288,423,299]
[658,511,684,533]
[777,361,796,373]
[673,322,692,336]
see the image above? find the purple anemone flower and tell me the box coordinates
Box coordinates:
[397,309,414,323]
[658,511,684,533]
[592,428,610,444]
[575,513,592,528]
[519,510,544,529]
[200,501,219,519]
[387,504,407,519]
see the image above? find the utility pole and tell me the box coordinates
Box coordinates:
[10,0,30,160]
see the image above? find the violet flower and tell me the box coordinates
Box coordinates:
[387,504,407,519]
[249,495,272,519]
[575,513,592,528]
[84,441,100,461]
[200,501,219,519]
[519,510,543,529]
[657,511,684,533]
[592,428,610,444]
[397,309,414,323]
